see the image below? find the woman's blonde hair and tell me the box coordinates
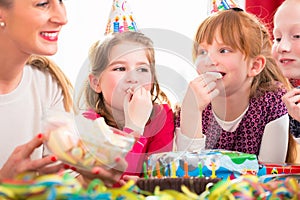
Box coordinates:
[26,55,73,112]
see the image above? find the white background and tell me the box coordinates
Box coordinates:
[51,0,245,104]
[52,0,245,84]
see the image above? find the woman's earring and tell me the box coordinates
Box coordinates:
[0,21,5,27]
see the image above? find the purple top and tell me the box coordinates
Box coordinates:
[176,85,287,156]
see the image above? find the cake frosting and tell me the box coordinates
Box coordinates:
[136,177,220,195]
[146,150,259,180]
[136,150,258,195]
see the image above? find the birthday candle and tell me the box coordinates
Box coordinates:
[130,15,138,31]
[221,0,230,10]
[143,162,149,179]
[198,162,204,178]
[113,16,120,33]
[212,0,218,13]
[156,162,162,178]
[211,162,217,178]
[228,0,238,7]
[171,161,177,178]
[105,19,111,35]
[183,161,189,178]
[167,163,171,177]
[123,16,129,32]
[218,4,225,11]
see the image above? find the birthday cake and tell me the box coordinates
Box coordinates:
[136,177,220,195]
[135,150,258,194]
[145,150,259,180]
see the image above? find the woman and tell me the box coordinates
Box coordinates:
[0,0,126,186]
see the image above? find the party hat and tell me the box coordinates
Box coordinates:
[209,0,241,14]
[105,0,138,35]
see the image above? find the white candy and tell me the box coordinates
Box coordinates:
[205,71,223,79]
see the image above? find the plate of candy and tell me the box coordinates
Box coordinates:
[42,109,135,171]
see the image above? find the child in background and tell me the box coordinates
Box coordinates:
[79,31,174,181]
[272,0,300,139]
[175,8,295,163]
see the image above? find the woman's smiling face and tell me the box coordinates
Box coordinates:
[0,0,67,56]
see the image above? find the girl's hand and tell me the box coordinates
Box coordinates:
[180,72,221,138]
[184,72,221,112]
[282,87,300,121]
[124,87,153,134]
[0,134,62,180]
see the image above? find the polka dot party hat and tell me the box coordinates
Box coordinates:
[104,0,138,35]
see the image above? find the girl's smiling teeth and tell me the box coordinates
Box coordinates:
[279,58,294,64]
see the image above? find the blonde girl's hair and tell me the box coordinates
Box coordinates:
[80,31,169,127]
[193,9,291,98]
[26,55,73,112]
